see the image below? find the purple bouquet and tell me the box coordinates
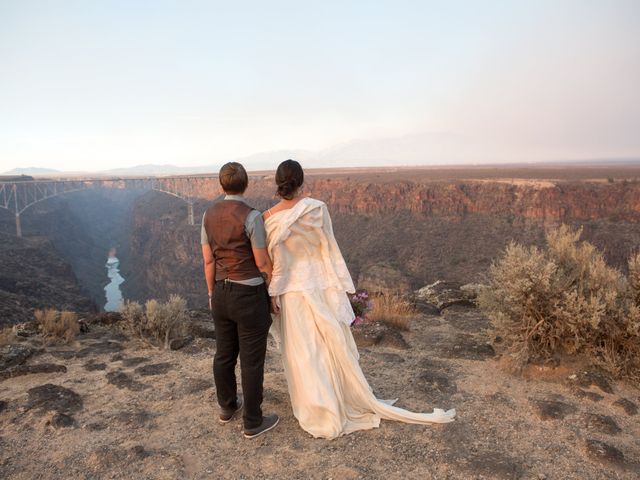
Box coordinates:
[349,290,373,326]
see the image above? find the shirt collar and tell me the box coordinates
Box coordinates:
[224,194,248,204]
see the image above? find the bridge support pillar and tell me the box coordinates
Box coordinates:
[15,213,22,237]
[187,202,194,226]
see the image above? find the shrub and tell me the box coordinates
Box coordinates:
[121,295,188,349]
[479,225,640,378]
[120,300,146,337]
[34,309,80,343]
[367,293,416,331]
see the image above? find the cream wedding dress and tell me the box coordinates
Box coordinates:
[265,197,456,439]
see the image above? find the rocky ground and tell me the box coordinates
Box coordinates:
[1,303,639,480]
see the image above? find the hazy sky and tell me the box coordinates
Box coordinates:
[1,0,639,172]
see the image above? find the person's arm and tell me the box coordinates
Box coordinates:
[253,246,279,314]
[202,244,215,310]
[252,247,273,286]
[248,209,279,313]
[246,210,273,284]
[200,211,215,309]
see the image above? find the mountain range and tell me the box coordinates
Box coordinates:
[3,132,640,176]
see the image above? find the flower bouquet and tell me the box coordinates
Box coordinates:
[349,290,373,326]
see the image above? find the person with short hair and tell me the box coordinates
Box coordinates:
[201,162,279,439]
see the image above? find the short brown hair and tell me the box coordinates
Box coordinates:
[219,162,248,194]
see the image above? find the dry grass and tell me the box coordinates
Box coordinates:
[479,225,640,378]
[629,252,640,305]
[0,327,16,346]
[368,294,416,331]
[34,309,80,344]
[121,295,188,349]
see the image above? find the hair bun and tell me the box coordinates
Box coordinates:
[275,159,304,200]
[277,179,295,199]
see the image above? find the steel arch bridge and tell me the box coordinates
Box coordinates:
[0,176,216,237]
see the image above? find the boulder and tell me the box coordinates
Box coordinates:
[12,321,39,338]
[435,334,495,361]
[47,412,76,429]
[0,344,35,370]
[357,264,411,296]
[134,362,173,376]
[573,370,614,394]
[83,360,107,372]
[584,439,625,466]
[0,363,67,382]
[613,398,637,416]
[120,357,149,367]
[414,301,441,316]
[26,384,83,414]
[169,336,193,350]
[583,413,621,435]
[106,371,148,391]
[571,388,604,402]
[414,280,478,309]
[351,321,409,350]
[459,283,484,300]
[530,398,577,420]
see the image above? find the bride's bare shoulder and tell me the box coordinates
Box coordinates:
[263,203,281,220]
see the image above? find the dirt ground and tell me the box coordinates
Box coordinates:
[1,306,639,480]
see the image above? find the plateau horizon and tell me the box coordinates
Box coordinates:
[4,158,640,179]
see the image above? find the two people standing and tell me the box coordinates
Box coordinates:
[201,160,455,440]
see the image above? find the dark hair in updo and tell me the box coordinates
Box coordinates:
[275,159,304,200]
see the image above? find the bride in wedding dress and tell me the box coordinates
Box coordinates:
[263,160,456,439]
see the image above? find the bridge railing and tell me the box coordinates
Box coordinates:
[0,175,217,236]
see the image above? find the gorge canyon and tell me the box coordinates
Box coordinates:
[2,165,639,318]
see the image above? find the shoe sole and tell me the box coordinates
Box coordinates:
[218,402,243,424]
[243,417,280,439]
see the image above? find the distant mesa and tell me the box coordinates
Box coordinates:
[3,167,60,175]
[103,164,189,176]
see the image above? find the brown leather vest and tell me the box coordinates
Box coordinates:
[203,200,261,281]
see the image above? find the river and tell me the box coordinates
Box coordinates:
[104,252,125,311]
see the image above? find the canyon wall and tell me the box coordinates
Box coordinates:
[124,176,640,307]
[122,192,203,307]
[0,232,95,326]
[2,173,638,313]
[172,175,640,223]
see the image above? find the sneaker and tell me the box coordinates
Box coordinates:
[218,395,243,424]
[243,414,280,439]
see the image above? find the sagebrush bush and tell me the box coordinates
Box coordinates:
[479,225,640,378]
[368,294,416,331]
[120,300,145,337]
[34,309,80,343]
[121,295,188,349]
